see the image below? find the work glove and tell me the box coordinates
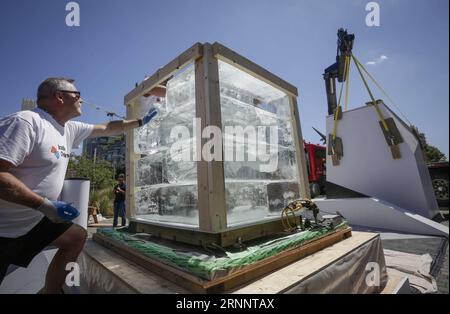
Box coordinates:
[138,108,159,127]
[36,198,80,223]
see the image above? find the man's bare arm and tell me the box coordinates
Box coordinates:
[0,159,44,209]
[88,119,140,138]
[88,86,166,139]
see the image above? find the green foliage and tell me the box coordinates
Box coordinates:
[67,155,116,190]
[90,187,114,217]
[410,125,447,162]
[424,144,447,163]
[67,155,116,217]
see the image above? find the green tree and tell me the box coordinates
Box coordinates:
[424,144,446,163]
[67,155,116,217]
[411,125,447,162]
[67,155,115,189]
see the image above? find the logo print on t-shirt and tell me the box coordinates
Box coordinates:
[51,146,60,159]
[50,145,69,159]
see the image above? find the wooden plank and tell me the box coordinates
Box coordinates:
[93,227,351,293]
[195,43,227,233]
[212,42,298,97]
[234,231,377,293]
[82,240,188,294]
[124,42,203,104]
[220,219,285,247]
[129,220,221,247]
[289,97,310,198]
[195,54,210,234]
[125,100,140,219]
[205,227,352,292]
[93,233,209,294]
[378,117,404,146]
[381,272,409,294]
[130,217,285,247]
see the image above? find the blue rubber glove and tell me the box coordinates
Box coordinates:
[141,107,159,126]
[37,198,80,222]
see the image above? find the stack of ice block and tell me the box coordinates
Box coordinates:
[133,62,301,228]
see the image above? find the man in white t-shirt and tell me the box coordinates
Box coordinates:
[0,77,161,293]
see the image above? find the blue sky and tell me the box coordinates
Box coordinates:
[0,0,448,156]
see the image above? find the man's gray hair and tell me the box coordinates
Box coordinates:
[37,77,75,105]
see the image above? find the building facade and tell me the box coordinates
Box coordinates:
[21,98,37,111]
[83,134,126,173]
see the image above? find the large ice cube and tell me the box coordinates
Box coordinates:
[166,65,195,112]
[166,138,197,183]
[218,60,300,227]
[224,180,300,226]
[134,64,197,155]
[135,183,199,227]
[134,64,199,227]
[218,61,291,119]
[135,152,168,187]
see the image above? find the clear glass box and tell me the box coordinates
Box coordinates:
[126,43,307,245]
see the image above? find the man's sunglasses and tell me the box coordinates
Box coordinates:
[57,90,81,98]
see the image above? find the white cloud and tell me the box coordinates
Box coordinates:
[366,55,388,66]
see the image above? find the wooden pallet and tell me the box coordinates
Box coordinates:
[92,227,352,293]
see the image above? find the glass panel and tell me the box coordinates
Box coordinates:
[218,61,300,227]
[134,64,199,227]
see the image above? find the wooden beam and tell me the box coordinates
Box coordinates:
[129,218,286,247]
[289,97,311,198]
[212,42,298,97]
[195,43,228,233]
[234,231,377,293]
[125,99,140,219]
[124,42,203,104]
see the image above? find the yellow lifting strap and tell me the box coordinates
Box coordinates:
[352,56,412,126]
[353,56,393,103]
[351,54,390,133]
[332,108,340,141]
[332,55,351,141]
[344,55,351,112]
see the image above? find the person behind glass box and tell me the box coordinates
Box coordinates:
[112,173,126,227]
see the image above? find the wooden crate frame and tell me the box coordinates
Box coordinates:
[93,227,352,294]
[124,42,310,247]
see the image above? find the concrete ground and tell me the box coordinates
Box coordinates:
[381,231,448,294]
[380,208,448,294]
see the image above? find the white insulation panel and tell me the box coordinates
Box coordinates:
[326,102,439,219]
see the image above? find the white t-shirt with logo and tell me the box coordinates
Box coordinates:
[0,108,94,238]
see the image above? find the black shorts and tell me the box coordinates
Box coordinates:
[0,217,73,268]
